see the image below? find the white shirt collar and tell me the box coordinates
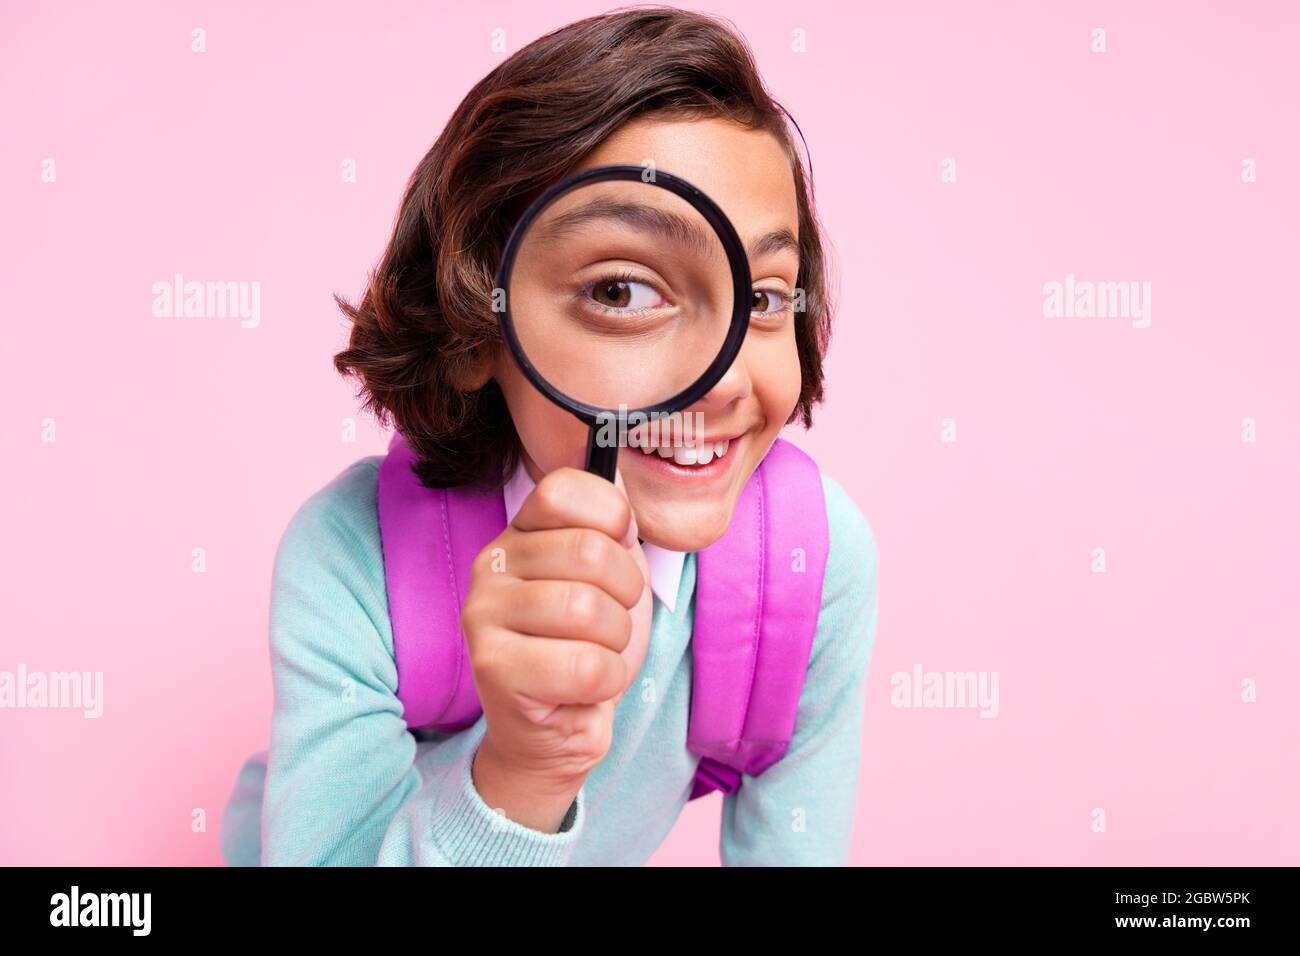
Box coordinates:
[501,460,687,613]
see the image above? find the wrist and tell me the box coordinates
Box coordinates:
[473,735,585,833]
[477,732,589,796]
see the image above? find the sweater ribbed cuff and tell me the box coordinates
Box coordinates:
[425,738,585,866]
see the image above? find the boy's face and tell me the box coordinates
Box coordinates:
[491,116,804,552]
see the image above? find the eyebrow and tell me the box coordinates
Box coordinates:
[748,226,800,261]
[537,197,800,263]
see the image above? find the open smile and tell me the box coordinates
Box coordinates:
[622,429,744,481]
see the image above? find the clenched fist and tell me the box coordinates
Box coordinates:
[462,466,653,832]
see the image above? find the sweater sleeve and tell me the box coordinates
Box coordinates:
[718,472,880,866]
[260,457,586,866]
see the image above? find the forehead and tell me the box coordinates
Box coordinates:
[579,117,799,241]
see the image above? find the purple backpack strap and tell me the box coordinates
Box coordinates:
[688,437,830,800]
[377,432,505,732]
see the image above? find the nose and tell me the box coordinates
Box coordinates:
[691,342,753,416]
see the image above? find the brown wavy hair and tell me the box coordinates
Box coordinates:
[333,5,835,490]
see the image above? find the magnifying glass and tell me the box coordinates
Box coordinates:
[494,164,752,482]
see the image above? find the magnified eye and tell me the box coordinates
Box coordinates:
[587,274,667,312]
[751,288,789,316]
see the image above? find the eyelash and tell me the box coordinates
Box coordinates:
[582,270,791,320]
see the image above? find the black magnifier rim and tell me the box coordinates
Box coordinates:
[494,163,752,428]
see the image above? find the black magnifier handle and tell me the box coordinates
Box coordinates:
[584,414,619,483]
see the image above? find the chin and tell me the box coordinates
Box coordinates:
[634,500,736,553]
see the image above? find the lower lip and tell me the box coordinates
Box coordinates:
[622,439,740,482]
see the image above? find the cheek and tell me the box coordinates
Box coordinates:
[494,362,588,473]
[751,326,803,428]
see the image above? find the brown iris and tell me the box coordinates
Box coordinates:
[592,280,632,309]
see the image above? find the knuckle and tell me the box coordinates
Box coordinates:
[572,528,610,577]
[460,594,484,633]
[468,636,503,683]
[561,581,599,631]
[571,647,611,699]
[461,576,505,635]
[533,471,571,515]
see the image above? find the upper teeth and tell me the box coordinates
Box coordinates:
[630,436,731,466]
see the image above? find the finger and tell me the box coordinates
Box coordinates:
[613,466,639,547]
[497,579,633,652]
[512,467,633,545]
[524,700,608,739]
[482,628,626,706]
[491,527,645,608]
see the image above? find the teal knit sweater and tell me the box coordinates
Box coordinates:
[220,454,879,865]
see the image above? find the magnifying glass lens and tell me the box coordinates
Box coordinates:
[507,177,735,411]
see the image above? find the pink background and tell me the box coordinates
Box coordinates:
[2,1,1296,865]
